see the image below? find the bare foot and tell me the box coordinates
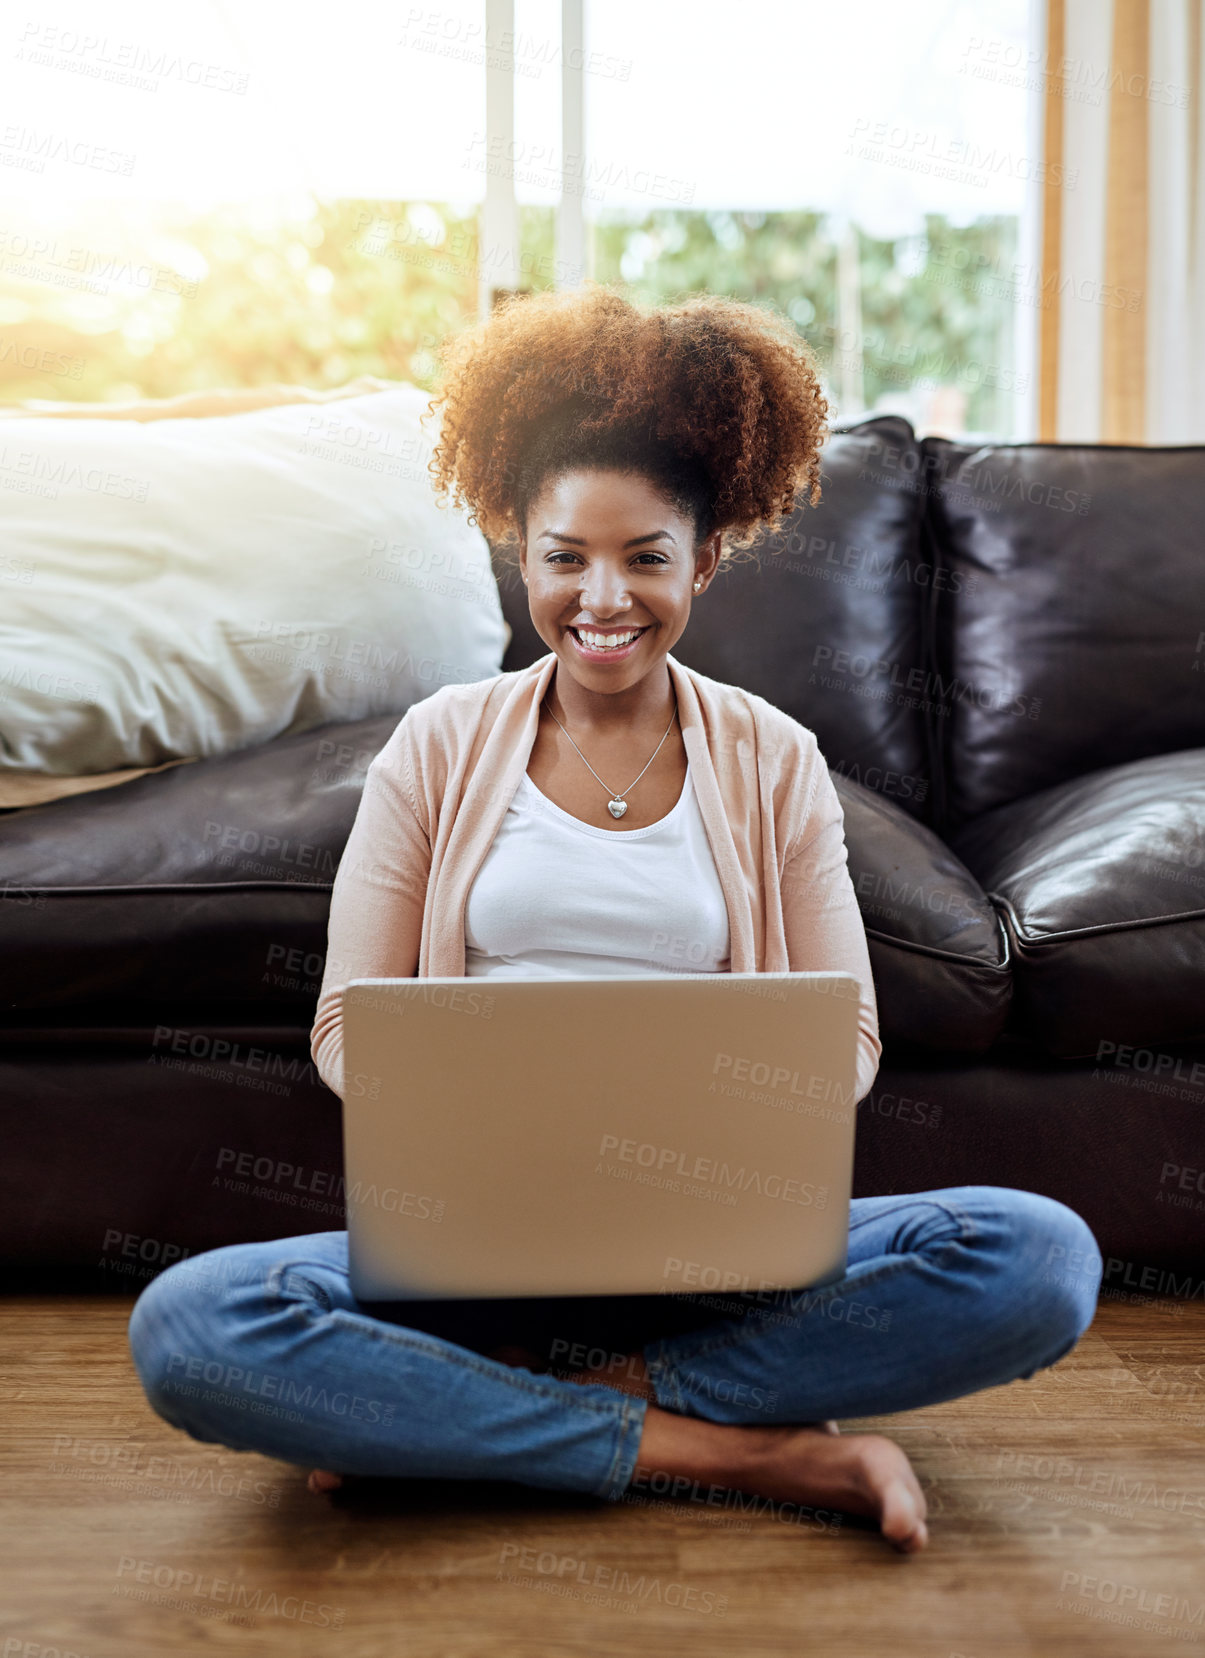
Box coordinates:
[636,1408,929,1553]
[567,1353,921,1550]
[737,1422,927,1552]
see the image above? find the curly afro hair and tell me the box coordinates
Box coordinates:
[424,283,829,560]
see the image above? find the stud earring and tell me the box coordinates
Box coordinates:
[693,580,702,592]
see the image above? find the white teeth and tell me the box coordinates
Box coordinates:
[575,629,641,650]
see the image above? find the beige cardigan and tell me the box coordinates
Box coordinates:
[311,652,882,1104]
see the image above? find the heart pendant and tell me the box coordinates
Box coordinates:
[607,798,628,819]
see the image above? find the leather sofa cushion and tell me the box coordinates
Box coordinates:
[924,436,1205,830]
[497,416,938,825]
[0,714,397,1017]
[949,748,1205,1058]
[833,773,1010,1053]
[0,706,1007,1056]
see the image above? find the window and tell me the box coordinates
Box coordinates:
[0,0,1037,438]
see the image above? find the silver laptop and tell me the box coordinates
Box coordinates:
[340,972,861,1301]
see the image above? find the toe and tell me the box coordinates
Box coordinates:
[880,1480,916,1545]
[901,1516,929,1553]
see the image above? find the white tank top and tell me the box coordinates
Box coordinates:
[464,763,731,978]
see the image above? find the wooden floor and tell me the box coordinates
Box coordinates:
[2,1292,1203,1658]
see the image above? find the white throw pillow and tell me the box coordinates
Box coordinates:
[0,385,507,777]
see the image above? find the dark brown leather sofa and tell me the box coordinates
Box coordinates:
[3,415,1202,1291]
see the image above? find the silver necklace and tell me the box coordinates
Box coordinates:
[544,699,679,818]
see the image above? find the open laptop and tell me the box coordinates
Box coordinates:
[340,971,861,1301]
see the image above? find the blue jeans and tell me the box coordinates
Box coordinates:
[128,1186,1101,1502]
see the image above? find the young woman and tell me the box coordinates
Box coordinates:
[128,286,1102,1554]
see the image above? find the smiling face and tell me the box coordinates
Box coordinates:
[518,468,721,699]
